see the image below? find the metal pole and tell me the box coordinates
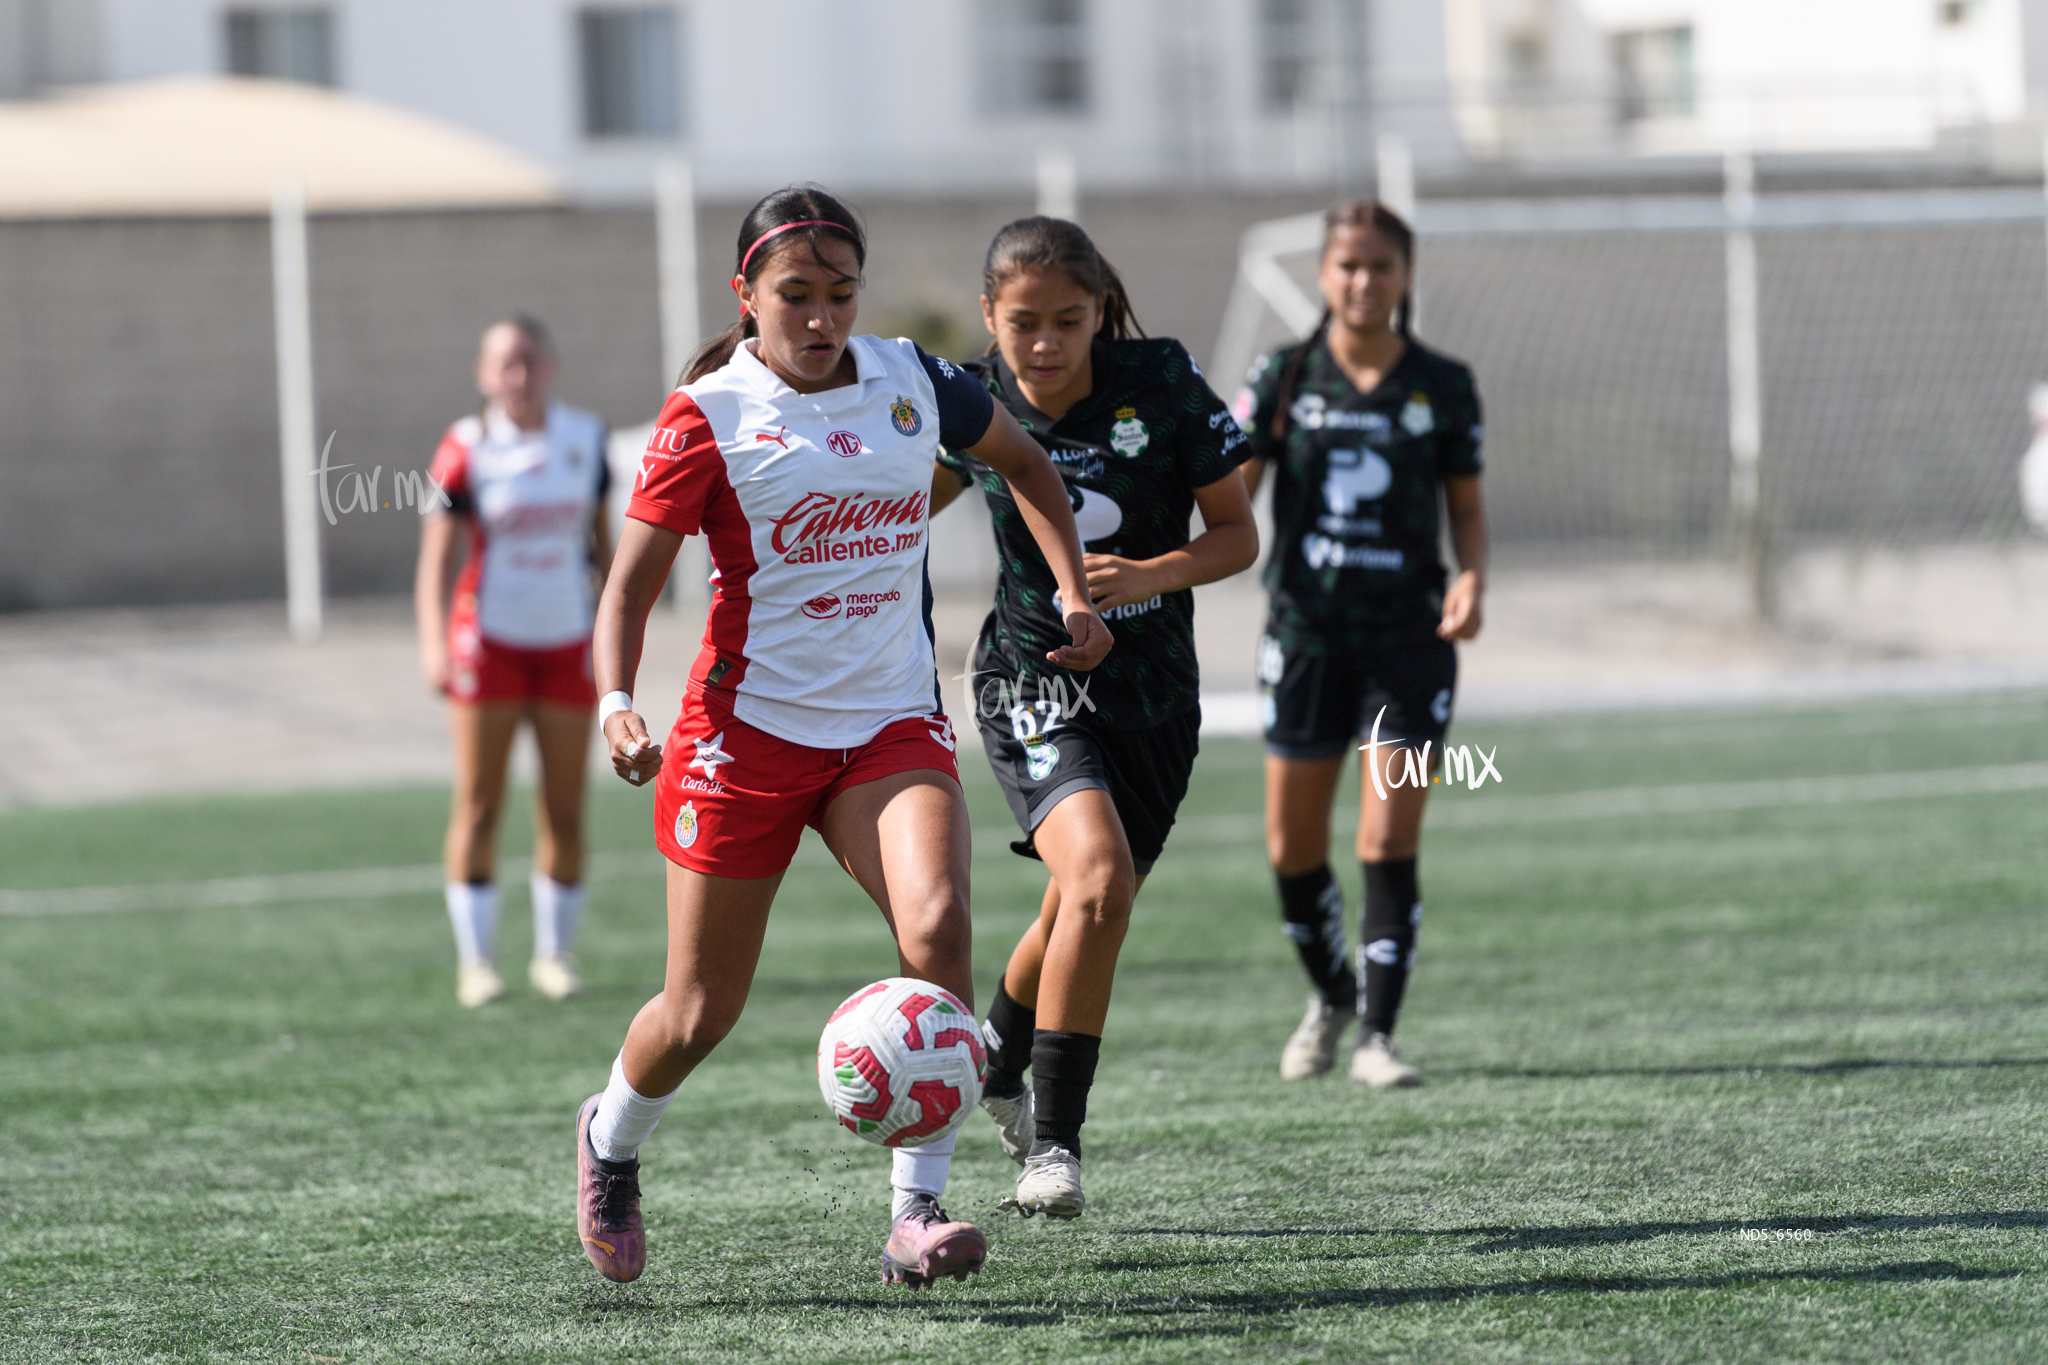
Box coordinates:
[655,158,699,391]
[654,159,708,622]
[1376,130,1419,330]
[270,180,322,644]
[1036,146,1078,222]
[1723,148,1770,618]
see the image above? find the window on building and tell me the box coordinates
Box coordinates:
[979,0,1090,117]
[579,6,682,138]
[223,8,336,86]
[1258,0,1314,112]
[1502,28,1548,96]
[1611,24,1693,123]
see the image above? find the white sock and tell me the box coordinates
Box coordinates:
[890,1132,957,1219]
[589,1053,675,1163]
[530,872,586,960]
[444,881,498,966]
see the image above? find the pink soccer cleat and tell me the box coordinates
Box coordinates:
[881,1195,987,1289]
[575,1094,646,1283]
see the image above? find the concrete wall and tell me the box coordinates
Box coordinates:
[0,191,1328,610]
[14,184,2033,613]
[0,207,663,608]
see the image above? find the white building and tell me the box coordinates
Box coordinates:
[2,0,2045,197]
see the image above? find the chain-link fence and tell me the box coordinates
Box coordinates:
[1216,186,2048,572]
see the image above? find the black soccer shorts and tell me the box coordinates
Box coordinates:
[1258,625,1457,760]
[975,705,1200,876]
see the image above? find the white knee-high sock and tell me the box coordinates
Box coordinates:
[445,882,499,966]
[589,1053,675,1163]
[890,1132,957,1219]
[530,872,586,959]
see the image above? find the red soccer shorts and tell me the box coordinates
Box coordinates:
[652,687,962,879]
[447,622,597,709]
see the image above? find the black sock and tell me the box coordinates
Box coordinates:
[1358,858,1420,1036]
[980,981,1034,1100]
[1030,1030,1100,1158]
[1276,864,1354,1012]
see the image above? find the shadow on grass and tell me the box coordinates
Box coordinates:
[1456,1210,2048,1254]
[1087,1261,2021,1342]
[1098,1211,2047,1254]
[1464,1057,2048,1080]
[735,1261,2016,1337]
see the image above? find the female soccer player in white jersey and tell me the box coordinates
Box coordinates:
[415,315,611,1008]
[571,187,1110,1289]
[1233,202,1490,1089]
[930,218,1257,1219]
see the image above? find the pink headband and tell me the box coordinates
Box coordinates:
[736,219,851,280]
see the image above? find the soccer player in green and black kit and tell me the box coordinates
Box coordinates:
[1232,201,1490,1089]
[930,217,1258,1217]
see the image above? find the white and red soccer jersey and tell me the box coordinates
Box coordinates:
[627,335,994,749]
[429,402,611,649]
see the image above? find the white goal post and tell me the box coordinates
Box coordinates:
[1210,174,2048,615]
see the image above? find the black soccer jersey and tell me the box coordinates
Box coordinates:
[1235,336,1483,643]
[938,336,1251,730]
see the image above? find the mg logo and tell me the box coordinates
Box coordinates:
[826,430,864,457]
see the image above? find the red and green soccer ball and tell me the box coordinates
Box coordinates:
[817,977,987,1147]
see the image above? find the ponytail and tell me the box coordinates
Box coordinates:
[682,314,758,388]
[1269,310,1330,444]
[681,185,866,385]
[980,215,1146,345]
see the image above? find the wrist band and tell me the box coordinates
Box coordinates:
[598,691,633,728]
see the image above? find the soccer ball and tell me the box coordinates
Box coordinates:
[817,977,985,1148]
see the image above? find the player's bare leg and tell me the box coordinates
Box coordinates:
[985,791,1136,1219]
[818,768,976,1007]
[619,865,782,1096]
[817,768,986,1287]
[529,702,593,999]
[1264,753,1347,875]
[578,864,781,1283]
[444,701,522,1006]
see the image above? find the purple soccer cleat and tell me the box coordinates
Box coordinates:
[881,1195,987,1289]
[576,1093,646,1283]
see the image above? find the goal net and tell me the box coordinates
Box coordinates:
[1212,189,2048,572]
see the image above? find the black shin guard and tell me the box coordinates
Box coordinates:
[1276,864,1355,1012]
[1358,858,1420,1035]
[980,981,1036,1099]
[1030,1030,1101,1158]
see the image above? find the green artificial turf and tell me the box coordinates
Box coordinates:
[2,694,2045,1363]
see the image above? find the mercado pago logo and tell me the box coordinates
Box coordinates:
[309,432,452,524]
[1359,706,1502,798]
[801,589,902,621]
[770,490,928,565]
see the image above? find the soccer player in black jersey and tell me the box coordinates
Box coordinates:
[930,217,1258,1217]
[1232,201,1490,1089]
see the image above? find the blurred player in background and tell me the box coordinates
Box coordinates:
[574,187,1109,1288]
[1233,202,1490,1088]
[930,218,1257,1218]
[414,316,611,1008]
